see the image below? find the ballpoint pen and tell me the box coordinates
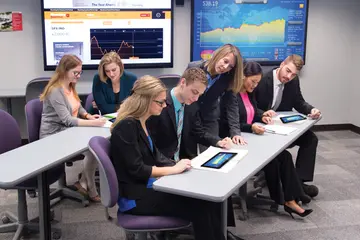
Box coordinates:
[265,129,276,134]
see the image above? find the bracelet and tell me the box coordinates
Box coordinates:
[84,113,89,119]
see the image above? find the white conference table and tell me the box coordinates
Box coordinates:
[0,126,111,240]
[153,112,321,239]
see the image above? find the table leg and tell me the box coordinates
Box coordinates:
[38,171,51,240]
[221,200,228,240]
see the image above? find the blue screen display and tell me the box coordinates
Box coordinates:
[191,0,308,64]
[202,152,236,169]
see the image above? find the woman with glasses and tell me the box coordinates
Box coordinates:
[40,54,106,202]
[110,75,226,240]
[219,61,313,219]
[90,52,137,115]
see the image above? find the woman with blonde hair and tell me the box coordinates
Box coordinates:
[110,75,226,240]
[187,44,244,144]
[40,54,106,202]
[91,52,137,114]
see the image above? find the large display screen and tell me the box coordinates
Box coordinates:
[41,0,173,70]
[191,0,309,65]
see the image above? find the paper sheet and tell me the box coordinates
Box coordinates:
[264,124,297,135]
[102,120,113,128]
[191,146,248,173]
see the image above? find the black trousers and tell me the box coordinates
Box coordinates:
[289,130,318,182]
[263,150,303,204]
[126,189,226,240]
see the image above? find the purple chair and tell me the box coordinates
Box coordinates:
[0,109,62,240]
[88,136,191,240]
[25,99,90,207]
[157,74,181,89]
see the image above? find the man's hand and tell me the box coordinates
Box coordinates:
[216,137,233,149]
[231,135,247,145]
[263,110,276,117]
[308,108,321,119]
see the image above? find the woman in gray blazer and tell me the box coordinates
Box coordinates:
[39,55,106,202]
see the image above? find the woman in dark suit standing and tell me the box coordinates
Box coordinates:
[220,62,313,219]
[187,44,244,139]
[110,75,226,240]
[91,52,137,114]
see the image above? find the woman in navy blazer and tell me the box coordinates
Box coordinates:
[220,62,313,219]
[110,75,226,240]
[91,52,137,114]
[187,44,244,138]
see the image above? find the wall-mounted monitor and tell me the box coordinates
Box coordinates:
[191,0,309,65]
[41,0,173,70]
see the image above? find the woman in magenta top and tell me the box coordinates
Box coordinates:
[220,61,313,219]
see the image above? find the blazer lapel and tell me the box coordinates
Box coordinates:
[237,94,247,123]
[165,91,177,134]
[265,71,275,109]
[138,121,156,159]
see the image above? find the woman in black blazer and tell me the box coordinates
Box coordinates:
[187,44,244,138]
[220,62,312,219]
[110,75,226,240]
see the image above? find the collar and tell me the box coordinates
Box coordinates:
[273,69,282,86]
[170,88,183,112]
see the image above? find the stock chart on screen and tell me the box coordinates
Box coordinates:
[191,0,309,65]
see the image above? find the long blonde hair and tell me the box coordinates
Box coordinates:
[111,75,167,131]
[205,44,244,93]
[40,55,82,101]
[98,52,124,83]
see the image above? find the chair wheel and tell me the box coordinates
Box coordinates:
[1,216,10,224]
[28,190,37,198]
[82,200,90,207]
[52,231,61,239]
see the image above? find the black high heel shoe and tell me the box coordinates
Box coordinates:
[284,205,313,219]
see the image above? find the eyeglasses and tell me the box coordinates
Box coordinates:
[153,100,166,107]
[73,71,83,77]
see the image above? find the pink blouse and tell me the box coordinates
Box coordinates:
[240,92,255,124]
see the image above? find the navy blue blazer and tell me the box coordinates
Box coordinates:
[92,70,137,114]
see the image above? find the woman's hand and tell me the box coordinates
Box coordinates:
[172,159,192,174]
[261,116,273,124]
[87,114,101,120]
[251,124,265,135]
[231,135,247,145]
[217,137,233,149]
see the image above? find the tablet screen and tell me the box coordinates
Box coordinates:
[201,152,237,169]
[280,115,306,123]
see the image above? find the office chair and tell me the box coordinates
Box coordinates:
[25,99,90,207]
[157,74,181,89]
[88,136,191,240]
[0,109,62,239]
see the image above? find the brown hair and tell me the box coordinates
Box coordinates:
[98,52,124,83]
[205,44,244,93]
[40,55,81,101]
[111,75,167,131]
[181,67,208,87]
[284,54,304,71]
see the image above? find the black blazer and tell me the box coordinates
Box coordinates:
[220,91,263,137]
[187,60,233,134]
[147,91,220,160]
[254,69,314,115]
[110,118,174,200]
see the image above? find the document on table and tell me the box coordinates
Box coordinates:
[191,146,248,173]
[264,124,297,135]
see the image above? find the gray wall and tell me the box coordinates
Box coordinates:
[0,0,359,138]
